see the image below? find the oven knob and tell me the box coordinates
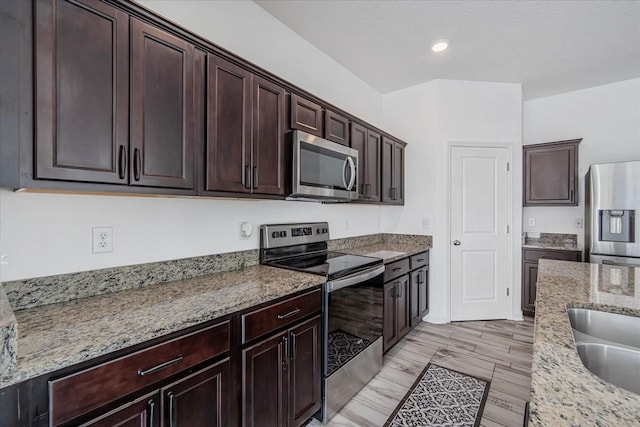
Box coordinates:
[281,231,287,237]
[272,231,279,238]
[316,228,321,234]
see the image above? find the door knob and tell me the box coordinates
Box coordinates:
[453,240,461,246]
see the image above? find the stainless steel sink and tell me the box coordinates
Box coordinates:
[567,307,640,348]
[575,343,640,395]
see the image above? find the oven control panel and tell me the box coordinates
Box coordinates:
[261,222,329,248]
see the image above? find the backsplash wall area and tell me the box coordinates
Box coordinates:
[0,189,402,282]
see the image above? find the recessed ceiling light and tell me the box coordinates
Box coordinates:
[431,39,449,53]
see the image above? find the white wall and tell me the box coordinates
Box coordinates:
[0,0,386,282]
[523,78,640,249]
[383,80,523,322]
[136,0,384,128]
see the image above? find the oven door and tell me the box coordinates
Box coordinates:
[291,130,359,200]
[324,265,384,376]
[322,264,384,421]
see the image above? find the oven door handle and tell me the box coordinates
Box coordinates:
[326,264,385,293]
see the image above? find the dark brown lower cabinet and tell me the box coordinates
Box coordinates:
[522,248,582,317]
[410,266,429,327]
[83,392,158,427]
[383,251,429,353]
[82,359,230,427]
[383,275,411,353]
[161,360,230,427]
[243,315,321,427]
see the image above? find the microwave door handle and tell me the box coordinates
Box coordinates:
[342,157,349,190]
[346,156,356,191]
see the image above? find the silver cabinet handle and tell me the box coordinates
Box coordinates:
[168,392,175,427]
[147,399,155,427]
[137,355,184,376]
[453,240,461,246]
[277,308,300,319]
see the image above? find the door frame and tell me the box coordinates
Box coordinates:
[446,141,517,322]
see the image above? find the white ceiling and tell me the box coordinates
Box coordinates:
[254,0,640,99]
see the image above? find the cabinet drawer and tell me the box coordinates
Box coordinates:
[410,251,429,269]
[523,249,581,263]
[49,321,230,426]
[384,258,410,282]
[242,289,321,343]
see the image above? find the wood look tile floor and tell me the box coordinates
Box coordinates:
[308,318,534,427]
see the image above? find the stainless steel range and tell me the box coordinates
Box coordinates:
[260,222,385,422]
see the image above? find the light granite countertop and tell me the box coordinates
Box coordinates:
[522,243,582,252]
[337,242,429,263]
[0,265,324,388]
[529,259,640,426]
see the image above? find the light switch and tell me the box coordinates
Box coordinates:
[528,217,536,227]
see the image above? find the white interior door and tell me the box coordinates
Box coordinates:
[450,145,510,321]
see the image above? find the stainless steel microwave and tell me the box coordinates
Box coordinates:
[289,130,359,201]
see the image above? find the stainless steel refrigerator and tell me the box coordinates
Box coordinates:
[586,160,640,266]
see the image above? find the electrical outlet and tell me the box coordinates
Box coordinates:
[528,217,536,227]
[92,227,113,254]
[238,221,253,240]
[575,218,583,229]
[344,218,350,231]
[376,216,381,229]
[421,217,430,230]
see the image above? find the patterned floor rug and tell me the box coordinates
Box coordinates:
[384,363,490,427]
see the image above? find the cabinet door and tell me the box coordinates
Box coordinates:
[161,359,230,427]
[325,110,350,146]
[522,261,538,317]
[396,275,412,339]
[350,123,367,199]
[383,281,398,353]
[243,332,288,427]
[82,393,158,427]
[419,267,429,319]
[206,55,252,193]
[381,136,394,203]
[409,269,422,328]
[392,141,405,205]
[524,140,579,206]
[290,94,323,137]
[130,18,195,189]
[289,316,321,427]
[252,75,286,196]
[365,130,381,202]
[34,0,129,184]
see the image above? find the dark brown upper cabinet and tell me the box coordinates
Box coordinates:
[381,136,406,205]
[290,93,324,137]
[130,18,196,190]
[34,0,129,184]
[325,110,350,146]
[523,139,581,206]
[350,123,381,202]
[206,55,286,196]
[252,75,287,196]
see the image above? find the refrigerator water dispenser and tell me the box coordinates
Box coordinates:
[600,210,635,242]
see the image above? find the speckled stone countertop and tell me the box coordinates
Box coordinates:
[0,266,323,388]
[529,259,640,426]
[522,232,581,251]
[338,242,430,263]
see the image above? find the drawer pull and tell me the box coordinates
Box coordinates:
[277,308,301,319]
[392,267,402,272]
[137,355,184,376]
[416,258,424,263]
